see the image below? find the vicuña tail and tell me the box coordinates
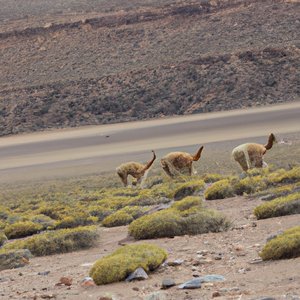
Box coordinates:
[193,146,204,161]
[265,133,276,150]
[142,150,156,172]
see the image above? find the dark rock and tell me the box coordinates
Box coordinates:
[0,249,32,271]
[161,278,176,289]
[212,291,221,297]
[125,267,148,282]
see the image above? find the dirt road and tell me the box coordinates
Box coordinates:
[0,102,299,183]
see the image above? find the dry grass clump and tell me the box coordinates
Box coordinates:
[30,214,55,230]
[128,196,230,239]
[267,167,300,185]
[173,179,205,200]
[4,221,43,239]
[201,173,226,183]
[102,206,147,227]
[0,231,7,247]
[1,226,98,256]
[204,179,235,200]
[89,243,167,285]
[233,175,267,196]
[254,192,300,219]
[260,226,300,260]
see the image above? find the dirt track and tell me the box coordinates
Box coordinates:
[0,103,299,183]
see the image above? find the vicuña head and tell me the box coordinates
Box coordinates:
[160,145,204,178]
[116,150,156,187]
[232,133,276,172]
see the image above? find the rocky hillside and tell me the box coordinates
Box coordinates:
[0,0,299,136]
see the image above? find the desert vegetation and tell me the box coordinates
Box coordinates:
[0,165,299,260]
[90,243,167,285]
[260,226,300,260]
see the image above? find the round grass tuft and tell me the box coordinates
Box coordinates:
[90,243,167,285]
[260,226,300,260]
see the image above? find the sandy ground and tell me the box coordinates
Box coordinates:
[0,196,299,300]
[0,102,299,183]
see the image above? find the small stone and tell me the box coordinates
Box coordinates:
[57,277,72,286]
[80,263,94,267]
[196,250,208,255]
[99,297,113,300]
[178,278,201,289]
[167,259,184,266]
[249,258,263,264]
[132,287,139,291]
[40,294,56,299]
[126,267,148,282]
[38,271,50,276]
[266,231,284,242]
[44,23,52,28]
[191,266,197,271]
[144,291,166,300]
[80,277,95,287]
[161,278,176,289]
[214,255,222,260]
[212,291,221,297]
[200,275,225,282]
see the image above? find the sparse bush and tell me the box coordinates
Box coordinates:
[204,179,234,200]
[233,175,267,195]
[90,243,167,285]
[173,180,205,200]
[171,196,202,216]
[201,173,225,183]
[260,226,300,260]
[2,226,98,256]
[267,167,300,185]
[4,221,43,239]
[55,213,97,229]
[88,205,114,221]
[102,206,146,227]
[129,197,230,239]
[31,214,55,230]
[0,231,7,247]
[254,192,300,219]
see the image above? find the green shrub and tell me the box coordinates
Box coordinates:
[128,198,230,240]
[233,175,267,196]
[0,206,9,220]
[204,179,234,200]
[30,214,55,230]
[88,205,114,221]
[4,221,43,239]
[129,210,182,239]
[102,206,146,227]
[254,192,300,219]
[267,167,300,185]
[173,180,205,200]
[201,173,225,183]
[90,243,167,285]
[171,196,202,216]
[1,226,98,256]
[55,213,97,229]
[0,231,7,247]
[260,226,300,260]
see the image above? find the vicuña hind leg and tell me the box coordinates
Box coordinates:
[117,172,128,187]
[161,160,175,178]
